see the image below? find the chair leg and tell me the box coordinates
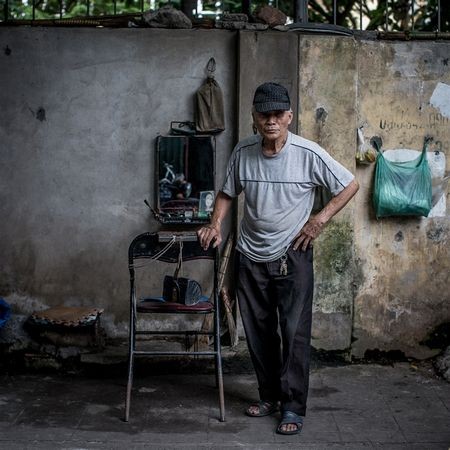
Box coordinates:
[124,351,134,422]
[216,351,225,422]
[125,301,136,422]
[214,312,225,421]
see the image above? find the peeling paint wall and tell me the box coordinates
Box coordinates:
[352,40,450,359]
[0,28,237,340]
[0,29,449,358]
[298,36,357,350]
[298,37,450,357]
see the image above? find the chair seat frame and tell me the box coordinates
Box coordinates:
[124,231,225,422]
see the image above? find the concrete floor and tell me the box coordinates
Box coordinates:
[1,360,450,449]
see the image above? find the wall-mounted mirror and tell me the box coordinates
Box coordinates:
[155,135,215,224]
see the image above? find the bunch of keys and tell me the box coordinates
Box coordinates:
[279,254,288,276]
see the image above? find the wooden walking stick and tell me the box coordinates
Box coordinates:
[221,286,238,348]
[196,232,234,349]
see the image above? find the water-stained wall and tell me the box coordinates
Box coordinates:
[298,36,358,350]
[0,28,449,359]
[298,37,450,357]
[352,40,450,359]
[0,28,237,340]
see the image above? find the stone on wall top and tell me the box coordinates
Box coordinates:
[143,6,192,29]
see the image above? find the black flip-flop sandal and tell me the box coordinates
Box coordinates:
[245,400,279,417]
[276,410,303,435]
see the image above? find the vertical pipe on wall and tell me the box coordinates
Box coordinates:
[385,0,388,31]
[181,1,197,22]
[294,0,308,23]
[438,0,441,32]
[242,0,251,17]
[360,0,363,30]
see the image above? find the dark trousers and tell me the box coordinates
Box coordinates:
[235,246,314,416]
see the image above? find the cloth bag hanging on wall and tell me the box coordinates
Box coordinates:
[195,58,225,134]
[373,138,432,218]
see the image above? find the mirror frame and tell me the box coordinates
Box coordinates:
[155,135,216,225]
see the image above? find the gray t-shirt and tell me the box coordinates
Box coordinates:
[221,131,355,262]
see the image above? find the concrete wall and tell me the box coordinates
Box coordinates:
[298,36,358,351]
[297,36,450,357]
[237,31,299,139]
[0,28,237,338]
[352,40,450,359]
[0,27,449,358]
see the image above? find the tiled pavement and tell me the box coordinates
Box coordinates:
[0,362,449,449]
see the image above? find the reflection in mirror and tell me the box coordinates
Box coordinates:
[156,135,215,224]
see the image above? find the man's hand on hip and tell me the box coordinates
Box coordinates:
[292,179,360,251]
[293,216,325,251]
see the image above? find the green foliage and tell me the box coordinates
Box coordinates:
[305,0,449,31]
[413,0,450,32]
[4,0,146,20]
[221,0,241,13]
[2,0,449,31]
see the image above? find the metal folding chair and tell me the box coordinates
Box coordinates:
[124,231,225,422]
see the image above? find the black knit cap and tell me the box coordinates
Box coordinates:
[253,82,291,113]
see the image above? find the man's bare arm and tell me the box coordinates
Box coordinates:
[293,179,359,251]
[197,191,233,250]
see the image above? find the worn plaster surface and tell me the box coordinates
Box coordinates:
[353,40,450,359]
[298,36,358,350]
[0,28,237,339]
[0,29,449,359]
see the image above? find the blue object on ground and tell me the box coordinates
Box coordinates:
[0,298,11,328]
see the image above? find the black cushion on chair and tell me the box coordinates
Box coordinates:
[137,297,213,313]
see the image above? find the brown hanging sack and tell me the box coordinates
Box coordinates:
[195,58,225,134]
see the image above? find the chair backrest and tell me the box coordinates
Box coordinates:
[128,232,218,308]
[128,232,215,266]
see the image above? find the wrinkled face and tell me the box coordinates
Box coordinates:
[252,110,293,142]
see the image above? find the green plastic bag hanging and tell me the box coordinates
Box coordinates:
[373,138,432,218]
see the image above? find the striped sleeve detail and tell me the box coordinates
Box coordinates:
[291,143,347,188]
[221,142,255,195]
